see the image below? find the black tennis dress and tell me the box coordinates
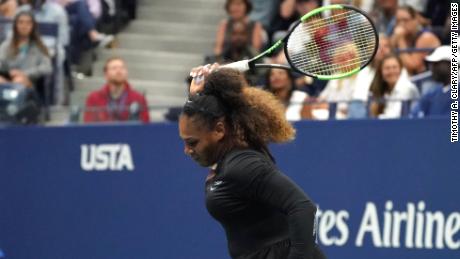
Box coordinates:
[205,149,326,259]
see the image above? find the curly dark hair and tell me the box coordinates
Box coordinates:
[182,69,295,160]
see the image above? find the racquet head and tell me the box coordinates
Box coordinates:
[284,5,378,80]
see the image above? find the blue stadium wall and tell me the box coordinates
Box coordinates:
[0,118,459,259]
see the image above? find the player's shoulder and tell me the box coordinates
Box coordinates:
[219,149,274,179]
[223,149,267,163]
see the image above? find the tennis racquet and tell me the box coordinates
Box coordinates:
[222,4,379,80]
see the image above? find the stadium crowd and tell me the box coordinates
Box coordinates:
[0,0,136,123]
[207,0,451,121]
[0,0,453,124]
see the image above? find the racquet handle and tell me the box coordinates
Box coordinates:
[221,60,250,72]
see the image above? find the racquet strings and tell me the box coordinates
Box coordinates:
[287,9,377,76]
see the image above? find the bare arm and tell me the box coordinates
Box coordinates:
[300,97,313,119]
[214,19,227,56]
[252,21,264,52]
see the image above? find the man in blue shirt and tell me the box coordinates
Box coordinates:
[411,46,452,118]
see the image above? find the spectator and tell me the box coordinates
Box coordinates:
[348,34,393,118]
[17,0,69,49]
[83,57,150,123]
[206,20,260,84]
[248,0,278,30]
[214,0,264,57]
[270,0,320,63]
[46,0,114,67]
[0,11,51,89]
[264,68,310,121]
[210,20,255,64]
[369,54,419,119]
[313,42,361,120]
[269,0,300,43]
[17,0,70,104]
[391,5,441,75]
[371,0,398,36]
[411,46,452,118]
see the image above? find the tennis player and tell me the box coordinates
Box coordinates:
[179,66,326,259]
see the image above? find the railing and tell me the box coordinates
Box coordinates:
[61,98,419,124]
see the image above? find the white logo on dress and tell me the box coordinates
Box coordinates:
[209,181,224,191]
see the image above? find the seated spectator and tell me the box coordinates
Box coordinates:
[391,5,441,75]
[313,79,355,120]
[17,0,70,104]
[44,0,114,67]
[17,0,69,50]
[209,20,255,64]
[264,68,310,121]
[0,11,52,90]
[269,0,297,41]
[312,42,361,120]
[214,0,264,57]
[411,46,452,118]
[269,0,319,62]
[207,19,259,84]
[249,0,278,30]
[83,57,150,123]
[269,0,325,97]
[369,54,420,119]
[348,34,393,118]
[270,0,319,44]
[371,0,398,36]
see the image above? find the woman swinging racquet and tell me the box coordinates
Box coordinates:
[179,67,327,259]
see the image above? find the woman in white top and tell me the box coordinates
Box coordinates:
[315,35,394,120]
[369,54,420,118]
[315,41,361,120]
[264,68,310,121]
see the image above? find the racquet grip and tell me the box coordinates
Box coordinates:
[221,60,250,72]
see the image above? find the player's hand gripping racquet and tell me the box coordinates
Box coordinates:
[222,4,379,80]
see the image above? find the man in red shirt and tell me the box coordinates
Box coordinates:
[83,57,150,123]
